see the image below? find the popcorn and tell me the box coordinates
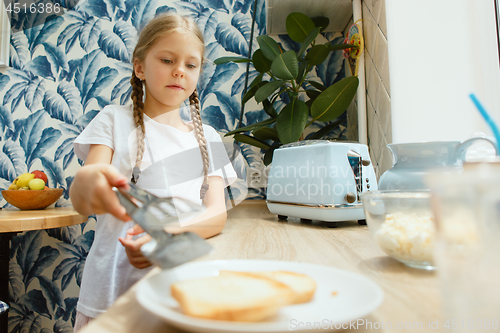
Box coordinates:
[374,212,435,264]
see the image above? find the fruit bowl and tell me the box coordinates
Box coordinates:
[2,188,64,210]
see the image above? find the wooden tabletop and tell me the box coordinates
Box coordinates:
[0,207,89,233]
[81,200,441,333]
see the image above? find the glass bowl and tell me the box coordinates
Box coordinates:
[360,190,436,270]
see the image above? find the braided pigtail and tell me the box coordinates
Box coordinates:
[189,89,210,199]
[130,72,146,183]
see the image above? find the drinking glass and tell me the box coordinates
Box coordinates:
[429,163,500,331]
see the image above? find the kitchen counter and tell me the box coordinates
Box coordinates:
[81,200,441,333]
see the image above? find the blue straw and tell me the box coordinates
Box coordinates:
[469,93,500,155]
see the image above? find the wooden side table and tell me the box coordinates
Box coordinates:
[0,208,88,333]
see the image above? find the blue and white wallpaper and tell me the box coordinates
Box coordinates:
[0,0,349,331]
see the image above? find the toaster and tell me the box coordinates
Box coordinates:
[266,140,377,226]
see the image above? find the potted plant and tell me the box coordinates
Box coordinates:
[214,12,359,165]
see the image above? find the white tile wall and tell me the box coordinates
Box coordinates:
[361,0,393,179]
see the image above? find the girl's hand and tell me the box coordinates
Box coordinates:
[119,234,153,269]
[70,163,130,221]
[118,228,153,269]
[126,224,145,235]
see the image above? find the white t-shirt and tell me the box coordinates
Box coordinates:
[73,104,236,318]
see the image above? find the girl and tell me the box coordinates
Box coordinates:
[69,14,236,331]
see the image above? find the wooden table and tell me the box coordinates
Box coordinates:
[81,200,441,333]
[0,207,88,333]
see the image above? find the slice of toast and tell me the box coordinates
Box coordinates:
[170,271,294,322]
[249,271,317,304]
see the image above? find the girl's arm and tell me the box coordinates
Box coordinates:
[124,176,228,240]
[163,175,228,239]
[69,144,130,221]
[119,176,228,269]
[71,144,153,269]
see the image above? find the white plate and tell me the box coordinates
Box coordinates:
[135,260,384,333]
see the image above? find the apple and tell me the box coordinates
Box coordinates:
[31,170,48,187]
[28,178,45,190]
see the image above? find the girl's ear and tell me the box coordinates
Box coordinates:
[133,59,145,81]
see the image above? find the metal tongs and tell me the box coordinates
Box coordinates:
[113,182,212,269]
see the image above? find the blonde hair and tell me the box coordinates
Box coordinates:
[130,14,210,199]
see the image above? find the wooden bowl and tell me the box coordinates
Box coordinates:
[2,188,64,210]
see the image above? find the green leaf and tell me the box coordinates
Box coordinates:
[253,127,280,141]
[255,80,286,103]
[287,91,298,100]
[271,50,299,80]
[262,99,278,118]
[263,144,281,165]
[233,134,271,150]
[312,16,329,33]
[242,81,266,105]
[306,89,321,100]
[308,118,344,139]
[296,61,307,85]
[306,99,314,109]
[276,98,309,144]
[297,27,320,58]
[249,73,264,88]
[328,43,358,52]
[225,118,276,136]
[252,49,273,73]
[305,45,330,66]
[307,80,327,91]
[311,76,359,122]
[286,12,315,43]
[257,35,282,61]
[213,56,251,65]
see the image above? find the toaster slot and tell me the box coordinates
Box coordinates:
[347,150,363,201]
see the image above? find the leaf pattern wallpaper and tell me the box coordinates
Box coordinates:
[0,0,349,331]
